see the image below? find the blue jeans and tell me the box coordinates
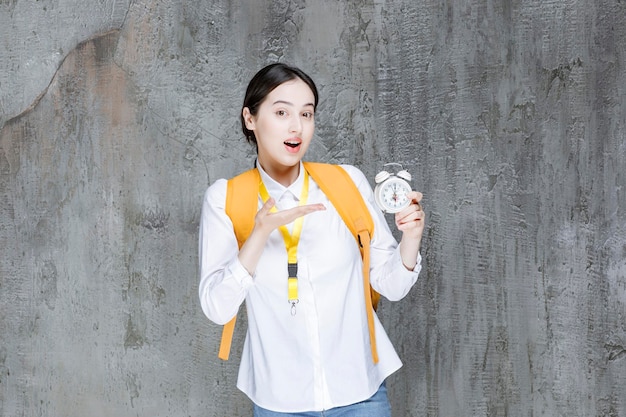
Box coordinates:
[253,382,391,417]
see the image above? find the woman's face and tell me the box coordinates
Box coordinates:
[243,78,315,176]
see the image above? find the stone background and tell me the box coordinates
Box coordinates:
[1,0,625,416]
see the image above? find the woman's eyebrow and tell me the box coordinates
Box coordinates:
[272,100,315,108]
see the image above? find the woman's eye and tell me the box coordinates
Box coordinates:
[303,112,313,119]
[276,110,287,116]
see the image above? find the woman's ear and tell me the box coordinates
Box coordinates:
[242,107,255,130]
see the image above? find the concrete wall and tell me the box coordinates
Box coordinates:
[1,0,625,416]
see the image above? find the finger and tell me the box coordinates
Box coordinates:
[258,197,276,215]
[396,214,425,231]
[395,206,425,227]
[273,203,326,226]
[407,191,423,203]
[396,201,422,220]
[288,203,326,217]
[396,215,421,228]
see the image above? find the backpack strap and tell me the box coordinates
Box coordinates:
[303,162,379,363]
[226,168,260,248]
[219,168,260,360]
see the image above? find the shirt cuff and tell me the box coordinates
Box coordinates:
[395,245,422,273]
[228,258,254,289]
[412,252,422,272]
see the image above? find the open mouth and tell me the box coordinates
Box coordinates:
[284,139,302,151]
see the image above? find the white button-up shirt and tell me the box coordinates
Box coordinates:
[199,163,421,412]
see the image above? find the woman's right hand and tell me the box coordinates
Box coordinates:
[253,197,326,237]
[238,198,326,275]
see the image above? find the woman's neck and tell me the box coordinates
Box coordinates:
[258,161,300,187]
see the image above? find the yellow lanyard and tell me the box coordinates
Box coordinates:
[258,170,310,315]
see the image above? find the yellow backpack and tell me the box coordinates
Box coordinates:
[219,162,380,363]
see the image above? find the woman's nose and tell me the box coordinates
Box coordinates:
[289,115,302,133]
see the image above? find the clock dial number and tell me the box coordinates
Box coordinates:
[382,182,410,211]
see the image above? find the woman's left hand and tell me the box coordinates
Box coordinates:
[395,191,425,239]
[395,191,425,270]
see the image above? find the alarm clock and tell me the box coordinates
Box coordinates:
[374,163,413,213]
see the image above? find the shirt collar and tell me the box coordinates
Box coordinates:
[256,161,306,202]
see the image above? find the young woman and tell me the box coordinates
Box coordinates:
[199,63,425,416]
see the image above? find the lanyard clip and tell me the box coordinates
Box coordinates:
[290,299,299,316]
[287,275,298,313]
[287,262,298,278]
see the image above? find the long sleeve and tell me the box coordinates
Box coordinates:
[198,179,254,325]
[342,165,421,301]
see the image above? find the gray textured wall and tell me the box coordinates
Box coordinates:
[1,0,625,416]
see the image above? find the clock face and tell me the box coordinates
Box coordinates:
[375,177,412,213]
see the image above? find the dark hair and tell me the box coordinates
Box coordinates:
[241,63,319,147]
